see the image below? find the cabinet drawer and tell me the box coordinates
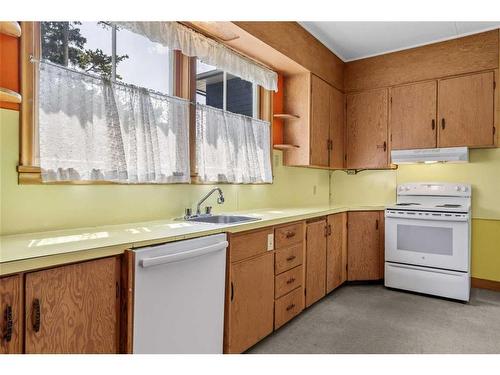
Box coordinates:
[229,227,274,263]
[275,265,303,299]
[275,222,304,249]
[274,287,304,330]
[275,243,303,274]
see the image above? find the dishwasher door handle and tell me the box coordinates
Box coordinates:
[140,241,228,268]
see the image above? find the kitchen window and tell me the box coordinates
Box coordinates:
[194,59,271,184]
[18,21,276,185]
[196,59,258,118]
[21,21,189,184]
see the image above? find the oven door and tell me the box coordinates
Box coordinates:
[385,211,469,272]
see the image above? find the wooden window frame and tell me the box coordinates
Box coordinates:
[17,22,273,185]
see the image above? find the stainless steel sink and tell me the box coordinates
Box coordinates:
[186,215,260,224]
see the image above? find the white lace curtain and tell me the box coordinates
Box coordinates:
[38,62,190,183]
[196,104,272,183]
[114,22,278,92]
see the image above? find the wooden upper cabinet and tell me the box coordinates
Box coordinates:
[390,81,437,150]
[347,211,383,281]
[0,275,22,354]
[346,89,389,169]
[310,74,331,167]
[225,252,274,354]
[330,87,345,168]
[283,73,345,169]
[438,72,495,148]
[326,213,347,293]
[24,257,120,354]
[305,220,327,307]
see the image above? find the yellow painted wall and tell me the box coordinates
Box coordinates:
[0,109,330,235]
[331,149,500,282]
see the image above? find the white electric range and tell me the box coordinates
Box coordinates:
[385,182,471,301]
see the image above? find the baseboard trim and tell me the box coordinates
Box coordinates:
[471,277,500,292]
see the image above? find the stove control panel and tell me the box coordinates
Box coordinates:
[385,209,469,222]
[397,182,471,197]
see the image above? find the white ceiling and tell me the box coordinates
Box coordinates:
[299,22,500,62]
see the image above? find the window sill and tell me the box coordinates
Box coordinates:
[17,166,273,185]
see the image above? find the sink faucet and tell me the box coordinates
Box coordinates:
[195,187,225,216]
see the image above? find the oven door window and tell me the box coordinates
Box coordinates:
[397,224,453,256]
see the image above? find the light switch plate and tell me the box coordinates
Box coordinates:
[267,233,274,251]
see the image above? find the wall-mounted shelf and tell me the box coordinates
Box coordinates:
[273,144,300,151]
[0,22,21,38]
[0,87,22,103]
[273,113,300,120]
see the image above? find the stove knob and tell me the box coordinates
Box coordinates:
[455,186,462,192]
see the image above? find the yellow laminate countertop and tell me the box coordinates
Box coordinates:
[0,205,385,275]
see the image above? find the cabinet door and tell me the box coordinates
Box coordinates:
[330,87,345,168]
[310,74,331,167]
[390,81,437,150]
[347,211,383,281]
[226,252,274,354]
[25,257,120,354]
[326,213,347,293]
[438,72,495,147]
[305,220,327,307]
[0,275,22,354]
[346,89,389,169]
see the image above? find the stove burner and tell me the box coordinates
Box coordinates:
[435,204,462,208]
[395,203,421,206]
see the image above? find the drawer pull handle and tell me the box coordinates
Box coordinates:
[286,255,296,262]
[230,282,234,302]
[285,231,296,239]
[286,303,295,311]
[33,299,41,333]
[441,118,446,130]
[286,277,296,285]
[4,305,13,342]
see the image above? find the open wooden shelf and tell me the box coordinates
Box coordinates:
[273,144,300,151]
[0,87,22,104]
[273,113,300,120]
[0,22,21,38]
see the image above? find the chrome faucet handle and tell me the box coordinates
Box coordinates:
[205,206,212,215]
[184,208,192,219]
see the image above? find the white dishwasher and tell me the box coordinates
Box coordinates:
[133,233,228,353]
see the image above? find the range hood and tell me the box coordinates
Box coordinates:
[391,147,469,164]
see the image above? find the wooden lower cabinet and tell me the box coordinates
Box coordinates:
[224,252,274,354]
[0,275,22,354]
[326,213,348,293]
[24,257,121,353]
[305,219,327,307]
[275,287,303,330]
[347,211,385,281]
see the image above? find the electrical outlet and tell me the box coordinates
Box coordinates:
[267,233,274,251]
